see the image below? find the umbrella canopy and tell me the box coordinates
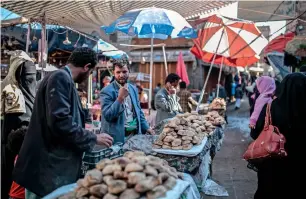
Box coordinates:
[101,7,197,110]
[93,39,128,59]
[264,32,295,54]
[102,7,197,40]
[191,14,268,67]
[191,40,260,67]
[176,52,190,85]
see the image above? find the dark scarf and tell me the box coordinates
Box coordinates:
[16,60,37,125]
[274,73,306,129]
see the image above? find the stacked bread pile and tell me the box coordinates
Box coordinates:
[153,112,211,150]
[209,98,226,110]
[153,111,226,150]
[58,151,183,199]
[205,111,226,127]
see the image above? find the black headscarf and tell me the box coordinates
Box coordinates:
[15,60,37,125]
[274,73,306,128]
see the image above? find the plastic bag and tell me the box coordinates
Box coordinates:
[123,134,158,154]
[42,183,77,199]
[203,179,229,197]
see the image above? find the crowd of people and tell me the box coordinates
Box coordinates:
[1,46,306,199]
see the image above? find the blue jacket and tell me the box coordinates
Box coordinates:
[100,81,149,143]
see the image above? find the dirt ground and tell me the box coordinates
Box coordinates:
[205,98,257,199]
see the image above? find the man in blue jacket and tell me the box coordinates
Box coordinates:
[100,59,154,143]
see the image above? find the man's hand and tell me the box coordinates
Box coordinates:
[169,86,176,95]
[117,84,129,103]
[166,82,176,95]
[147,128,155,135]
[96,133,113,147]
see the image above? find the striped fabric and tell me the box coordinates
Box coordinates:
[1,0,232,31]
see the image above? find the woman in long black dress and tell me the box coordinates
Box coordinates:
[250,73,306,199]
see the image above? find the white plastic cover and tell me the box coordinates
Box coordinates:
[152,137,208,157]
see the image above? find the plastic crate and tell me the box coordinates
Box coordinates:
[81,143,124,177]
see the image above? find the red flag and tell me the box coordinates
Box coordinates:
[176,52,190,85]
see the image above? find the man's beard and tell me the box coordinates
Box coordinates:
[75,71,90,84]
[115,77,128,85]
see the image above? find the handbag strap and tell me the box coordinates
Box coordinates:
[264,103,272,128]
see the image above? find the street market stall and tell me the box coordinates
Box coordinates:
[121,108,227,196]
[43,106,227,199]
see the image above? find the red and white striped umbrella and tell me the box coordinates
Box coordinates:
[191,14,268,67]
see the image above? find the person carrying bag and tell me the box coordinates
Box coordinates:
[243,103,287,164]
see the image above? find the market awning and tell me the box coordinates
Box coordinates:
[1,1,232,31]
[238,1,297,22]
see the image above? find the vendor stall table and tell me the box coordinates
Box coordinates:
[122,125,225,193]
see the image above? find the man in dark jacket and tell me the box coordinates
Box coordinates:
[13,48,113,198]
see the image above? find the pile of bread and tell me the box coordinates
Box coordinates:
[153,111,224,150]
[57,151,183,199]
[209,98,226,110]
[205,111,226,126]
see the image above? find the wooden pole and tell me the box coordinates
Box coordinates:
[162,45,168,76]
[196,29,225,111]
[216,57,224,98]
[40,11,46,78]
[25,21,31,53]
[149,37,154,111]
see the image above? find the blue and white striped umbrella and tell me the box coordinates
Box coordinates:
[102,7,197,40]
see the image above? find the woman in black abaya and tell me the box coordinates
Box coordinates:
[250,73,306,199]
[1,51,36,199]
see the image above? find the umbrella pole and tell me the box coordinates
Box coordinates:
[26,21,31,53]
[216,57,224,98]
[162,45,168,76]
[196,29,225,112]
[149,37,154,111]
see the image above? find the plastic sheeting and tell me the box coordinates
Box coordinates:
[203,179,229,197]
[152,137,208,157]
[123,134,157,154]
[160,179,190,199]
[191,127,228,197]
[183,173,201,199]
[192,151,211,190]
[42,183,77,199]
